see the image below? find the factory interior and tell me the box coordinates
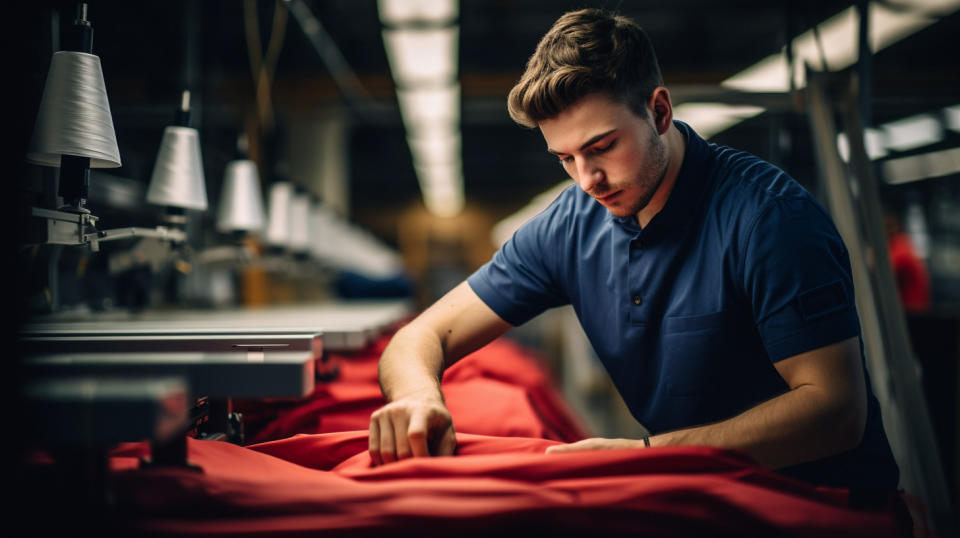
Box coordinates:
[10,0,960,535]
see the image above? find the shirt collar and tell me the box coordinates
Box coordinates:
[610,120,711,236]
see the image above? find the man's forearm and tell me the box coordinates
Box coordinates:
[653,384,866,469]
[378,323,448,403]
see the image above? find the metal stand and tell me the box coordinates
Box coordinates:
[199,397,244,444]
[805,68,955,537]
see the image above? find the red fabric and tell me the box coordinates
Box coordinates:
[106,431,906,536]
[232,333,393,437]
[888,233,931,312]
[239,337,589,444]
[443,338,590,441]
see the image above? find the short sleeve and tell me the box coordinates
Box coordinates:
[467,203,569,326]
[741,198,860,362]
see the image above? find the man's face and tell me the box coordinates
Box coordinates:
[539,93,667,219]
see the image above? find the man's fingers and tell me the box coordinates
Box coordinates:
[378,415,397,464]
[368,398,455,463]
[436,425,457,457]
[390,409,412,460]
[407,412,430,458]
[545,440,588,454]
[368,416,382,465]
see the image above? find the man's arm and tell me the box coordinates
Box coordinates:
[548,336,868,470]
[369,281,512,465]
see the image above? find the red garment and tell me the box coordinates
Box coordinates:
[106,431,906,536]
[239,337,588,444]
[888,232,931,312]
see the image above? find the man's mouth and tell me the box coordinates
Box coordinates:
[595,190,621,203]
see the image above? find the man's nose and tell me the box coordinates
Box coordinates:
[577,158,603,193]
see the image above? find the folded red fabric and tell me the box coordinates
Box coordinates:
[239,337,588,444]
[106,431,901,537]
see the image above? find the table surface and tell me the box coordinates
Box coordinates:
[20,332,323,356]
[22,300,411,351]
[24,350,316,398]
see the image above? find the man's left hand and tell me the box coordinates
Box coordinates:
[545,437,649,454]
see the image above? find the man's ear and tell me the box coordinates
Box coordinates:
[648,87,673,135]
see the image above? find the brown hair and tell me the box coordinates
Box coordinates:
[507,9,664,128]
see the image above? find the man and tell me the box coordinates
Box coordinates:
[369,8,899,493]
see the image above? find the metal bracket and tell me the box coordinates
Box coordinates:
[85,225,187,251]
[29,206,98,247]
[26,206,187,252]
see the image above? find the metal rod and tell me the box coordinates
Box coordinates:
[806,68,955,537]
[286,0,390,121]
[857,0,873,127]
[841,73,954,537]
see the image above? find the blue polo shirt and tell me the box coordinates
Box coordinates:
[467,121,898,489]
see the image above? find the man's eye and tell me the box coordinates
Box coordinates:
[558,156,573,164]
[593,140,616,154]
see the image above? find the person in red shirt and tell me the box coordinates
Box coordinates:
[884,207,931,313]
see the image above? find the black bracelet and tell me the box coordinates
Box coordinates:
[642,436,650,447]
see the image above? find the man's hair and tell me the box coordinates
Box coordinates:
[507,9,664,128]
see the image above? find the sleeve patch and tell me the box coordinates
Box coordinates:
[797,280,848,321]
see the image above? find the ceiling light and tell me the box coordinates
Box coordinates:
[378,0,457,26]
[672,103,766,139]
[396,84,460,132]
[423,192,464,218]
[415,161,462,192]
[943,104,960,133]
[408,132,460,165]
[415,161,464,217]
[836,128,888,162]
[882,146,960,184]
[382,27,458,87]
[723,0,960,92]
[882,114,944,152]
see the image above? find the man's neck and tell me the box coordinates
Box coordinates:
[636,124,686,228]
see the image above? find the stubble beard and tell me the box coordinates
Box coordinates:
[618,132,669,219]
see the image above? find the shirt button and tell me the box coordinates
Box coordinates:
[632,295,643,305]
[632,239,643,248]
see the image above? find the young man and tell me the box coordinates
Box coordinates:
[369,8,899,492]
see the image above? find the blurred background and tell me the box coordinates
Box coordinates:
[12,0,960,527]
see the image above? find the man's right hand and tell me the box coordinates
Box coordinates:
[368,395,456,465]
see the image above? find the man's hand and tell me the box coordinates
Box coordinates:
[368,395,456,465]
[545,437,649,454]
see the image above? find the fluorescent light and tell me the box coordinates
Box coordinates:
[944,104,960,133]
[423,188,465,217]
[882,114,944,152]
[837,134,850,162]
[836,128,888,162]
[723,0,960,93]
[382,27,458,86]
[423,193,464,217]
[408,132,460,165]
[883,146,960,184]
[672,103,765,139]
[414,160,465,216]
[867,128,889,158]
[397,84,460,132]
[415,161,462,192]
[378,0,457,25]
[379,4,463,216]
